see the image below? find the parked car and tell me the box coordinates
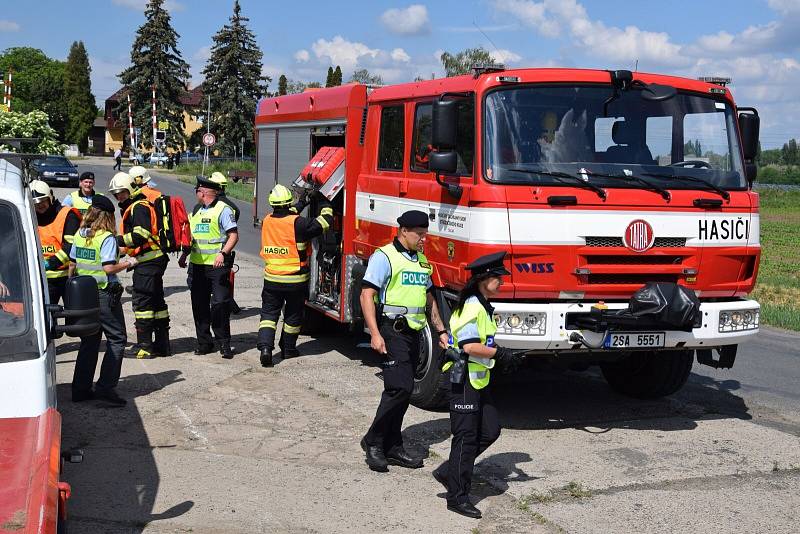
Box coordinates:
[150,152,169,166]
[31,155,79,187]
[128,152,149,164]
[180,151,203,162]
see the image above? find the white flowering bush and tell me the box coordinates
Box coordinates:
[0,110,66,154]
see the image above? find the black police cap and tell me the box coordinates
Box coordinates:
[396,210,429,229]
[196,175,221,191]
[466,251,511,277]
[91,194,115,213]
[79,171,95,181]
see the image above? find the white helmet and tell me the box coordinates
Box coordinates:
[30,180,54,204]
[108,172,136,196]
[129,165,151,186]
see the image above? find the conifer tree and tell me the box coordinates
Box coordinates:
[333,65,343,86]
[118,0,190,151]
[201,0,267,155]
[64,41,96,152]
[278,74,287,95]
[325,66,334,87]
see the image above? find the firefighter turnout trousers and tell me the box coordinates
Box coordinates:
[187,263,232,348]
[257,284,305,357]
[131,255,170,356]
[363,322,419,453]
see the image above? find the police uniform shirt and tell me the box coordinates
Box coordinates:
[362,238,433,303]
[70,228,121,284]
[451,293,495,348]
[196,203,237,236]
[62,192,93,208]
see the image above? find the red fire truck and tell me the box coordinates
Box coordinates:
[253,67,761,408]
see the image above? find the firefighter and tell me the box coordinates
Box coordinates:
[108,171,170,359]
[69,195,134,405]
[31,180,81,305]
[257,184,333,367]
[178,176,239,358]
[209,171,241,314]
[359,210,449,472]
[62,171,103,215]
[431,252,513,519]
[129,165,162,203]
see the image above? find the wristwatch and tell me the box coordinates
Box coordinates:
[437,329,448,336]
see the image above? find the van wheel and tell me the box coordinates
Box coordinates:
[410,323,449,411]
[600,349,693,399]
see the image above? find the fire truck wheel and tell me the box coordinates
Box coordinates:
[600,349,693,399]
[410,323,449,411]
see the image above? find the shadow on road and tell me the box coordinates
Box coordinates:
[59,370,192,533]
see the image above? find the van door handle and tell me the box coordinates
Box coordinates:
[369,198,375,211]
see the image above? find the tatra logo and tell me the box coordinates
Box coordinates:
[263,246,289,255]
[194,223,210,233]
[401,272,428,286]
[75,247,96,261]
[515,262,554,274]
[42,245,56,254]
[699,218,749,241]
[624,219,654,253]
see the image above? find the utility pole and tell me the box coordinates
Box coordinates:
[151,84,157,152]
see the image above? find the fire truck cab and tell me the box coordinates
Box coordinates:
[0,153,99,533]
[254,68,761,408]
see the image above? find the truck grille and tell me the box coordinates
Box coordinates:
[584,236,686,248]
[587,274,679,285]
[586,255,684,265]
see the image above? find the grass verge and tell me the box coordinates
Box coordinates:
[752,189,800,330]
[177,174,254,203]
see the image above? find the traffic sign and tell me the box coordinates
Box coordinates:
[158,120,169,130]
[202,133,216,147]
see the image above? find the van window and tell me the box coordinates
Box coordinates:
[378,105,405,171]
[0,202,32,359]
[411,100,474,174]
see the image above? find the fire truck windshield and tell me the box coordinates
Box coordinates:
[0,202,30,347]
[483,85,746,190]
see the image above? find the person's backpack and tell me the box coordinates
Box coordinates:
[151,194,191,253]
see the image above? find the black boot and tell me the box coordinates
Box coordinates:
[231,299,242,315]
[134,324,155,359]
[219,340,234,359]
[259,347,273,367]
[279,335,300,359]
[153,325,171,357]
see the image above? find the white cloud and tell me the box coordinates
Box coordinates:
[391,48,411,63]
[380,4,430,35]
[193,45,212,62]
[294,49,310,62]
[0,20,19,32]
[490,49,522,64]
[310,36,379,72]
[112,0,184,12]
[767,0,800,14]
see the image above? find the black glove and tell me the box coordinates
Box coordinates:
[494,346,514,360]
[494,346,523,373]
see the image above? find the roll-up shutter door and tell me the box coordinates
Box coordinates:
[276,127,311,188]
[256,129,276,220]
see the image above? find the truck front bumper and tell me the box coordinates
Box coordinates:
[492,299,760,353]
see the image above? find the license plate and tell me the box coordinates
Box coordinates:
[604,332,665,348]
[57,176,68,181]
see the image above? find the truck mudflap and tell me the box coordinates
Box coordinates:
[491,299,760,352]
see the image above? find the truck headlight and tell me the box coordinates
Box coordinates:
[494,311,546,336]
[719,308,759,332]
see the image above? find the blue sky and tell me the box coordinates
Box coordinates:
[0,0,798,147]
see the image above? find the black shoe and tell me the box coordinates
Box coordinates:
[259,347,273,367]
[219,341,234,359]
[231,301,242,315]
[72,390,94,402]
[432,464,449,491]
[361,437,388,472]
[447,502,481,519]
[386,447,423,469]
[194,344,215,355]
[94,389,127,406]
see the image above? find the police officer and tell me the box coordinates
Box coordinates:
[360,210,449,472]
[108,171,170,359]
[432,252,513,519]
[257,184,333,367]
[129,165,163,204]
[31,180,81,304]
[178,176,239,358]
[209,171,241,314]
[70,195,134,405]
[62,171,103,215]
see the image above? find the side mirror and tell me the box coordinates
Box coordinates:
[738,110,760,161]
[432,100,457,150]
[745,162,757,186]
[52,275,101,338]
[429,151,457,174]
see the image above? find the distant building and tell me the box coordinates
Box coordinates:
[102,86,205,154]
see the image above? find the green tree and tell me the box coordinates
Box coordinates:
[286,79,307,94]
[325,66,334,87]
[0,47,67,141]
[0,110,65,154]
[307,81,322,89]
[278,74,287,95]
[118,0,190,151]
[349,68,383,85]
[63,41,96,152]
[201,0,267,155]
[333,65,342,86]
[440,47,494,77]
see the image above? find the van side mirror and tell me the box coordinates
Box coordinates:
[52,275,101,338]
[738,110,760,161]
[432,100,457,150]
[429,151,457,174]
